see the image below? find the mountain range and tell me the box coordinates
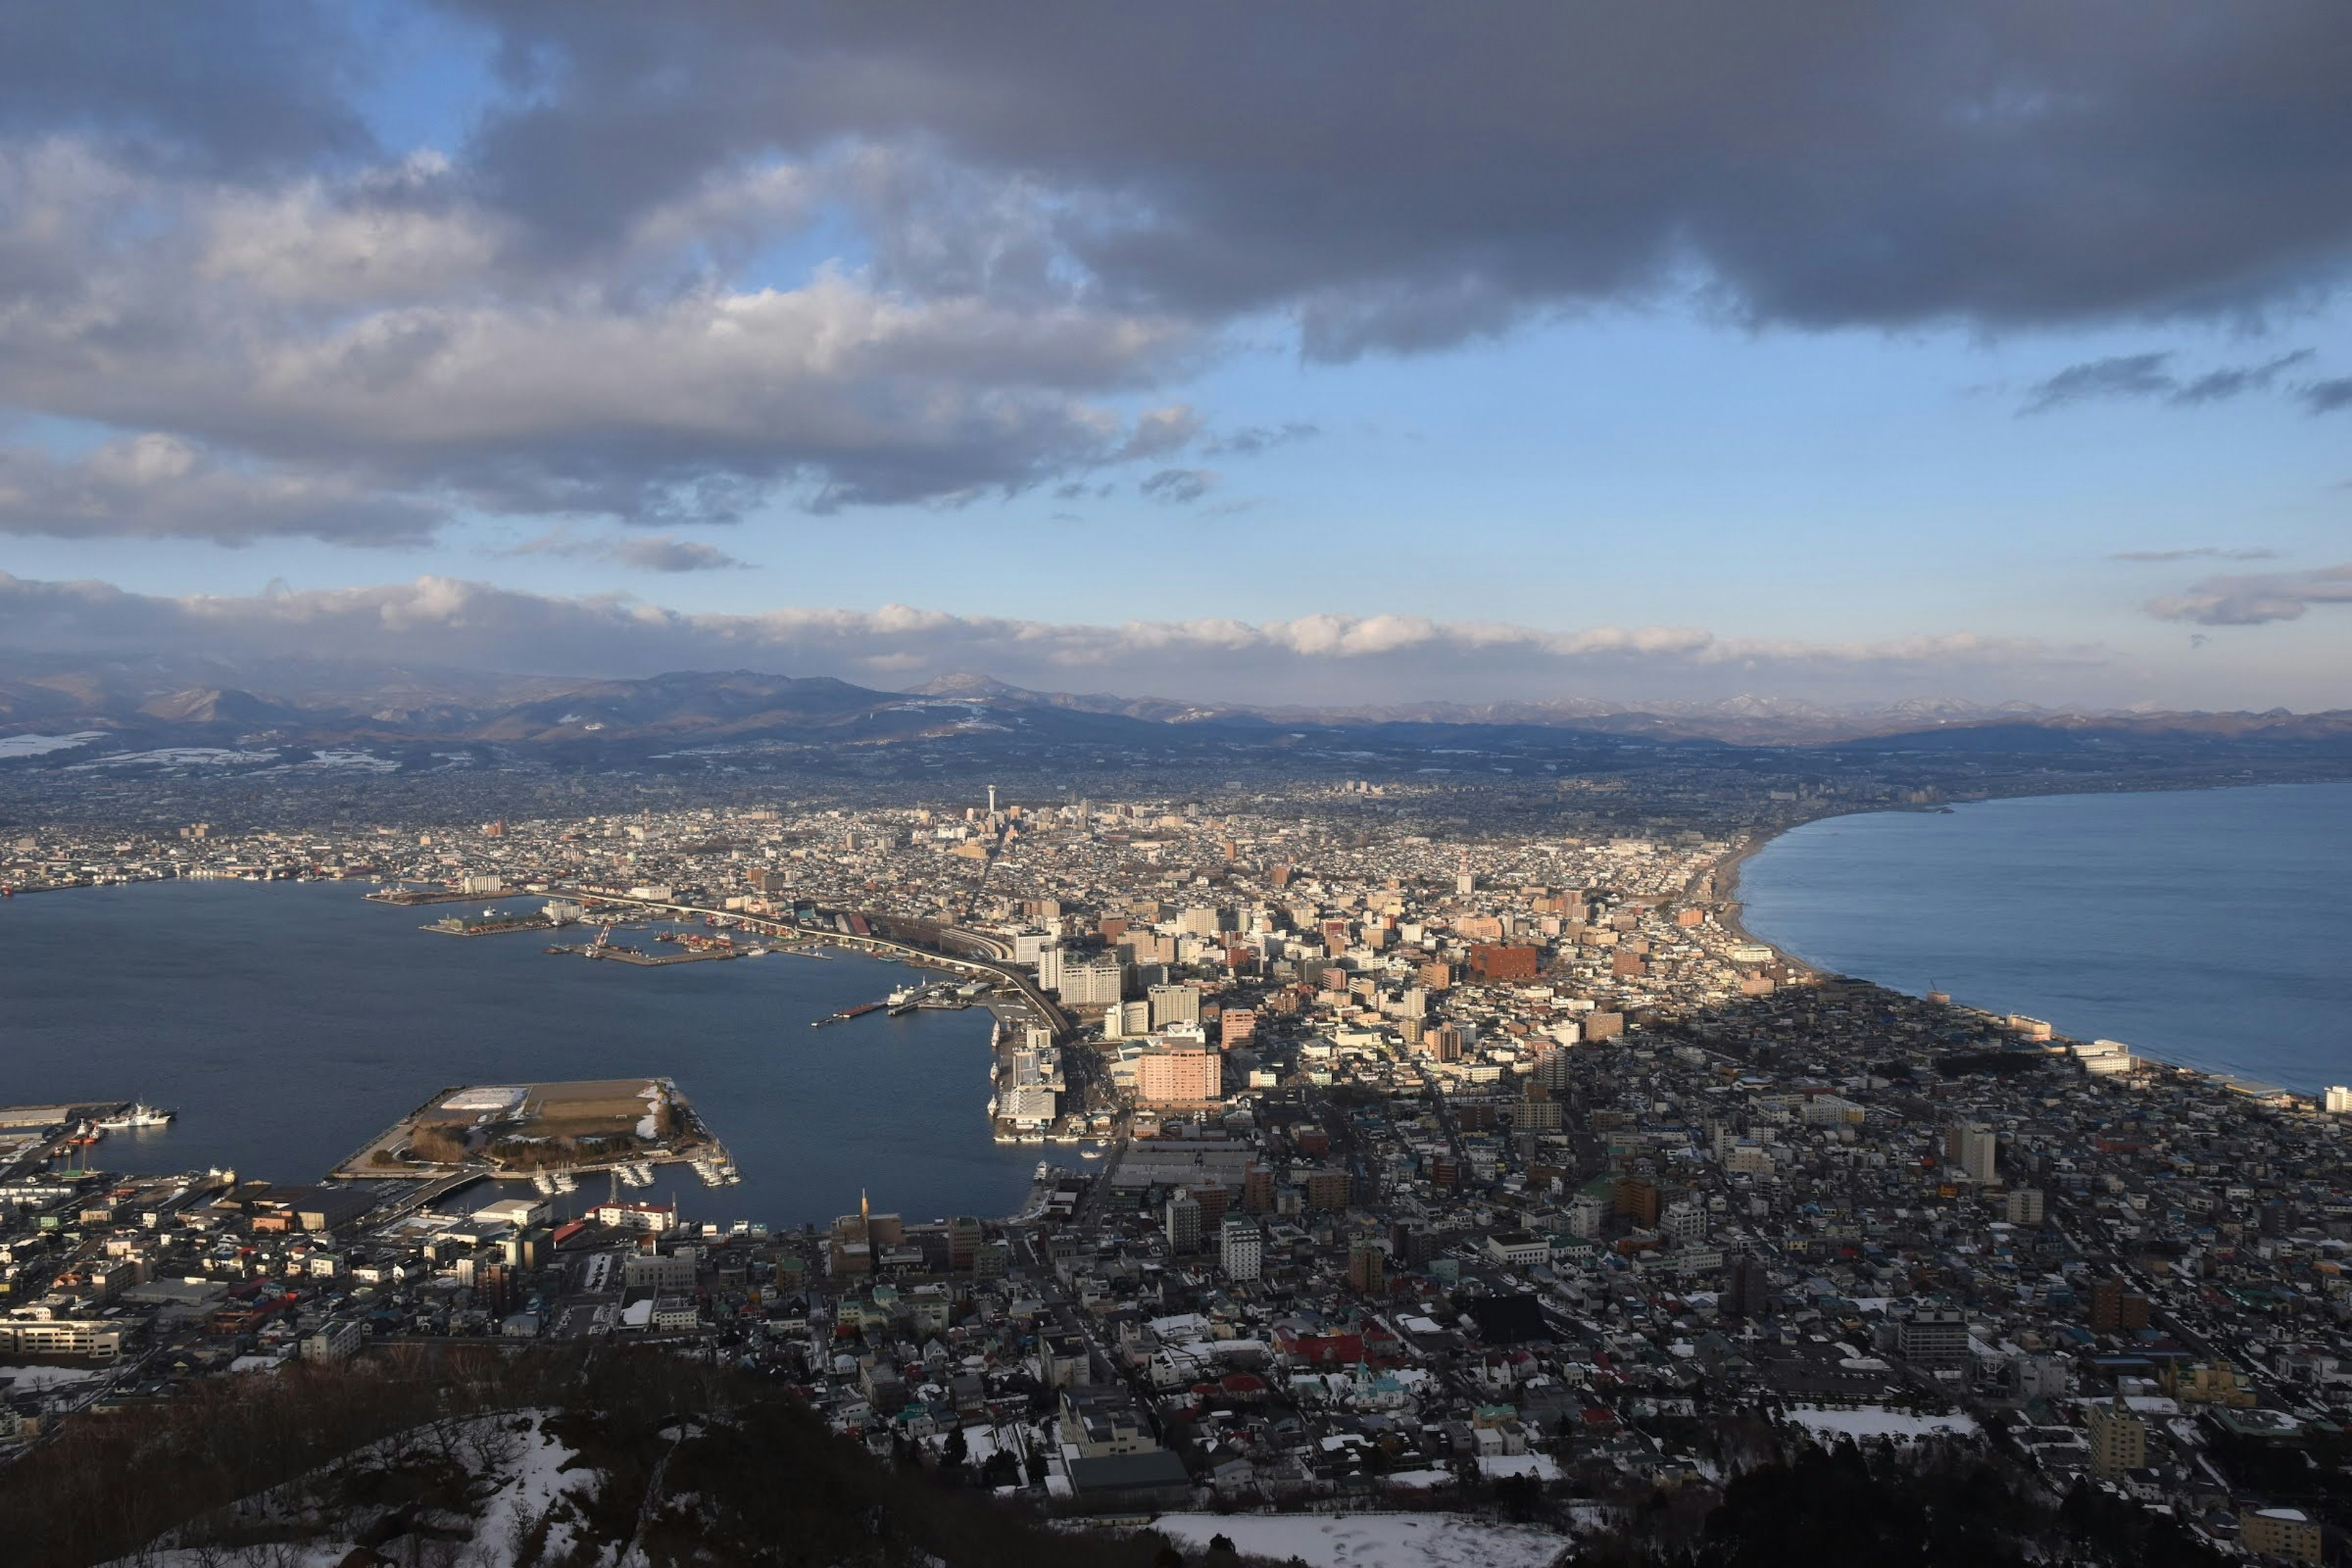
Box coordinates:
[2,652,2349,764]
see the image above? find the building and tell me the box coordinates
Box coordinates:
[650,1296,700,1332]
[301,1321,366,1362]
[1613,1177,1661,1229]
[2239,1508,2323,1564]
[1058,954,1125,1007]
[2004,1187,2045,1226]
[2325,1085,2352,1114]
[1136,1044,1221,1105]
[1945,1122,1998,1183]
[1147,984,1201,1028]
[2087,1400,2147,1478]
[592,1201,678,1234]
[1896,1306,1970,1363]
[1467,943,1540,982]
[622,1254,698,1294]
[1347,1238,1386,1294]
[1218,1008,1257,1049]
[1303,1167,1351,1212]
[0,1308,124,1360]
[1164,1191,1202,1253]
[1485,1232,1550,1268]
[2089,1278,2150,1334]
[1219,1216,1262,1281]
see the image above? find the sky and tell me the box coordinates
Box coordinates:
[1,2,2350,710]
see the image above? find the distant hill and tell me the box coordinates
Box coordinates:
[4,652,2351,771]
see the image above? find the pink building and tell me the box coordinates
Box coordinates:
[1137,1046,1223,1104]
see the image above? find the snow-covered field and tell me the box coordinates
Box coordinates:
[66,747,279,769]
[1150,1512,1571,1568]
[0,1363,106,1391]
[0,731,104,758]
[1784,1406,1980,1442]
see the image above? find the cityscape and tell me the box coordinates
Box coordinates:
[4,3,2352,1565]
[4,766,2350,1564]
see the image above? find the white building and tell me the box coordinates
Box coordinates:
[1219,1216,1262,1281]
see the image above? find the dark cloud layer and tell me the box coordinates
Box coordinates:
[444,2,2352,343]
[1,3,2351,545]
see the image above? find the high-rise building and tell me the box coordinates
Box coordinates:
[1218,1008,1257,1049]
[1148,983,1201,1028]
[1304,1167,1351,1211]
[1347,1239,1386,1295]
[2004,1187,2045,1226]
[2326,1085,2352,1115]
[1945,1122,1999,1183]
[1137,1044,1223,1104]
[1219,1216,1262,1281]
[1060,954,1126,1007]
[1243,1164,1275,1213]
[2087,1400,2147,1478]
[2089,1278,2151,1333]
[1613,1177,1661,1229]
[1164,1191,1202,1253]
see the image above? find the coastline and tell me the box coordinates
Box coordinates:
[1708,786,2348,1101]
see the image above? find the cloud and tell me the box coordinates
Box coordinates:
[0,570,2105,706]
[1139,467,1216,504]
[0,139,1199,534]
[2021,350,2313,414]
[1111,405,1203,461]
[0,435,441,546]
[2108,546,2277,563]
[4,4,2352,548]
[440,2,2352,351]
[505,529,750,573]
[2147,563,2352,626]
[2304,377,2352,413]
[1203,422,1320,458]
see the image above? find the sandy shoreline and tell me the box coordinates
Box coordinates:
[1705,829,1814,978]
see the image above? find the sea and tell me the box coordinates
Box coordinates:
[0,881,1042,1229]
[1735,779,2352,1093]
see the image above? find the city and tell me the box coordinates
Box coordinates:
[3,777,2346,1562]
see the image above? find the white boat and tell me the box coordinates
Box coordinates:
[532,1172,557,1196]
[553,1172,579,1193]
[93,1103,176,1130]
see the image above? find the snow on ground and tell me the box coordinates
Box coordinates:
[1478,1453,1563,1482]
[1785,1406,1980,1442]
[0,1364,106,1390]
[1150,1512,1570,1568]
[291,748,399,772]
[475,1411,601,1562]
[99,1409,600,1568]
[66,747,278,769]
[0,731,104,758]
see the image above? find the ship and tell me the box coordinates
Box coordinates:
[93,1103,175,1130]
